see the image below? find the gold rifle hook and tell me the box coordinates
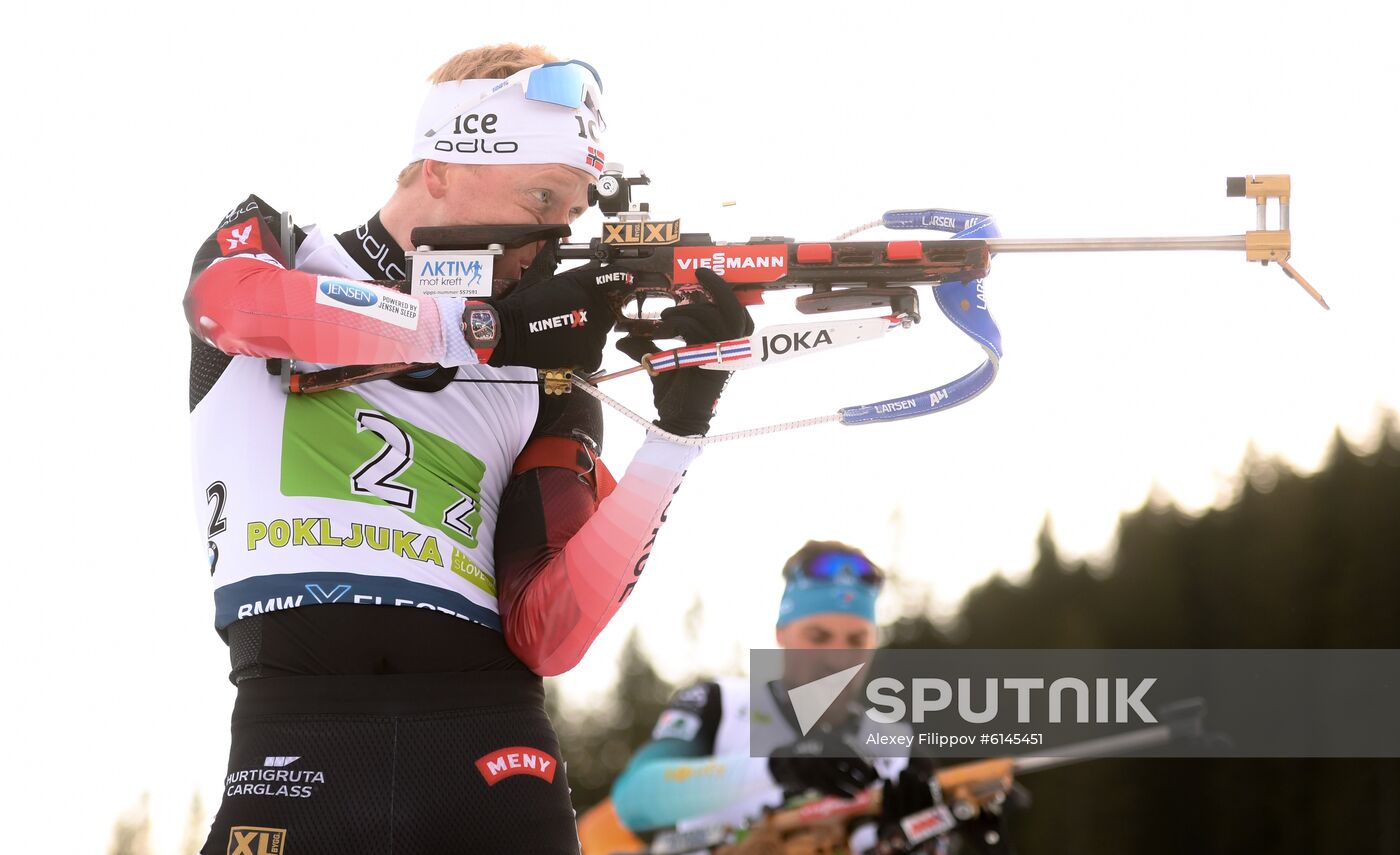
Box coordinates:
[1233,174,1329,310]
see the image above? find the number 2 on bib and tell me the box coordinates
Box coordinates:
[280,390,488,550]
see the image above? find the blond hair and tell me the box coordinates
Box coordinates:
[396,43,559,188]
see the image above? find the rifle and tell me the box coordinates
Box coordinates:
[287,170,1321,442]
[617,698,1209,855]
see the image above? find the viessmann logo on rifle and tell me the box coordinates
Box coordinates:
[672,244,788,284]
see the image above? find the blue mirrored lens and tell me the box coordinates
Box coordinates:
[524,61,601,108]
[804,552,878,582]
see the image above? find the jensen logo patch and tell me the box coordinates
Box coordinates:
[313,276,419,330]
[227,826,285,855]
[319,281,377,308]
[475,746,557,785]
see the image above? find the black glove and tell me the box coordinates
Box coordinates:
[767,730,879,798]
[615,268,754,436]
[464,263,631,372]
[879,759,940,844]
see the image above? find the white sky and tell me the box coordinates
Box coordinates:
[3,1,1397,851]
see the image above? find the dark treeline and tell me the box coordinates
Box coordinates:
[552,413,1400,853]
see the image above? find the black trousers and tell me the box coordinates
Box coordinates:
[202,670,579,855]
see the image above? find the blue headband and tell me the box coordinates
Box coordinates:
[776,576,879,628]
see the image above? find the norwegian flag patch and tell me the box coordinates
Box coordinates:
[217,217,267,257]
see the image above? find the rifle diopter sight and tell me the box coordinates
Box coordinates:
[588,163,652,221]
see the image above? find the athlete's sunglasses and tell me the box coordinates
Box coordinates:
[783,550,883,586]
[423,60,604,140]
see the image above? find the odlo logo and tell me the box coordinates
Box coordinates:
[227,826,285,855]
[759,328,834,361]
[475,746,558,785]
[320,280,377,308]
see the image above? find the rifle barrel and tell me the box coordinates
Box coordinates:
[1011,722,1177,775]
[986,235,1246,253]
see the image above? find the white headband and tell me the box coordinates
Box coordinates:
[410,78,606,175]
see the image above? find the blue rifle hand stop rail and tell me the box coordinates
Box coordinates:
[838,210,1004,426]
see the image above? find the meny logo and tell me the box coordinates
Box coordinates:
[475,746,558,785]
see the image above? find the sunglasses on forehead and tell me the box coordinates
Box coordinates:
[522,60,603,106]
[783,550,883,586]
[424,60,604,140]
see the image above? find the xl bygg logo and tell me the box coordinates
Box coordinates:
[603,219,681,246]
[475,746,558,785]
[227,826,285,855]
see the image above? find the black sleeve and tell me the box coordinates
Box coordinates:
[189,194,298,282]
[187,194,304,410]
